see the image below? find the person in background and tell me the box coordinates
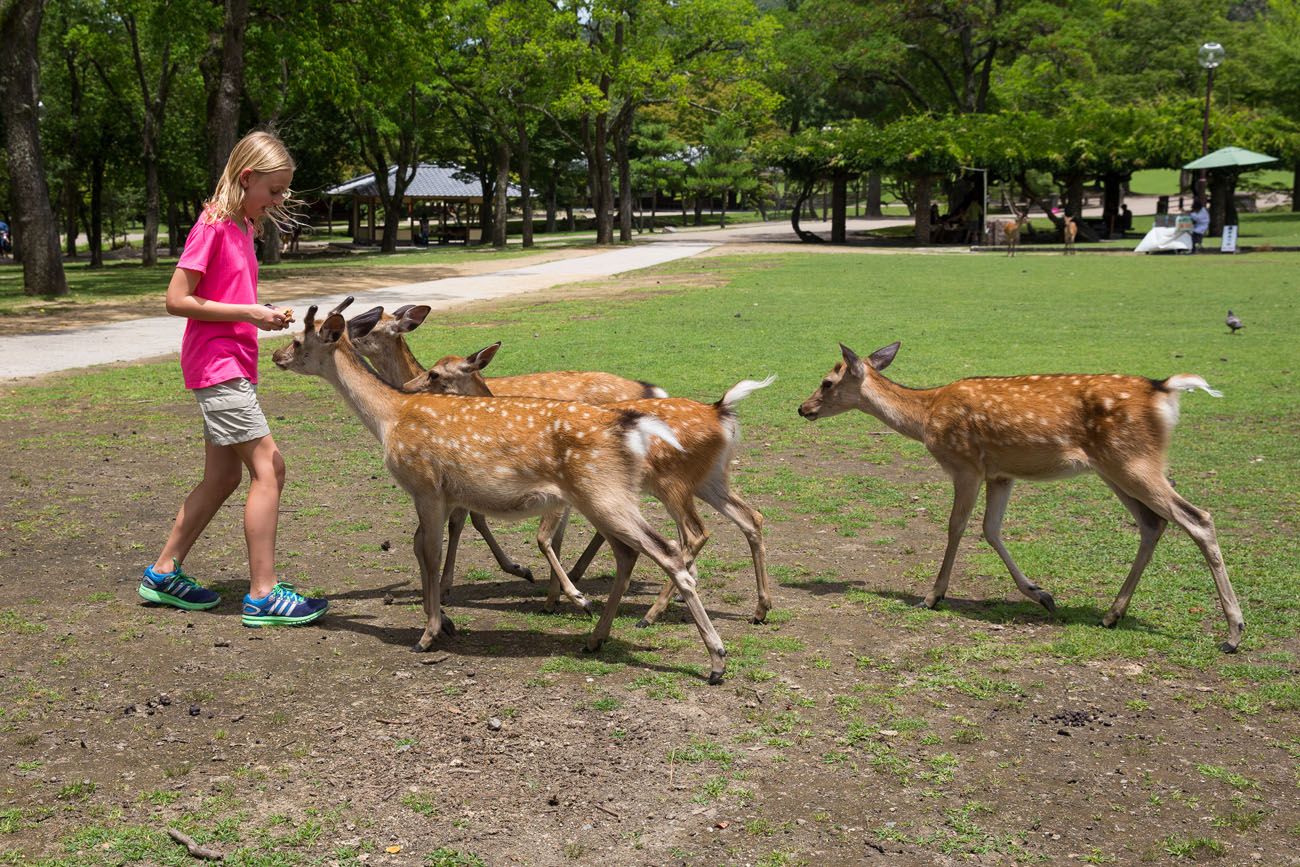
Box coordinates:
[1189,198,1209,253]
[964,197,983,245]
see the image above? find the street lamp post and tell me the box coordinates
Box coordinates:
[1197,42,1225,200]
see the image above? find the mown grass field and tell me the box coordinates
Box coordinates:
[1,242,1298,865]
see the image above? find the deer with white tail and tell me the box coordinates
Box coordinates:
[272,303,731,682]
[798,342,1244,653]
[404,340,775,626]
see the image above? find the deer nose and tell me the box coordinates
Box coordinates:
[798,405,815,419]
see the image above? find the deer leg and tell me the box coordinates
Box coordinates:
[548,506,571,583]
[922,473,981,608]
[983,478,1056,613]
[536,508,592,615]
[585,536,637,654]
[637,499,708,628]
[412,520,432,618]
[440,508,468,604]
[567,533,606,583]
[606,517,726,684]
[1097,478,1166,629]
[1111,468,1243,652]
[700,484,769,624]
[412,499,453,651]
[469,512,534,582]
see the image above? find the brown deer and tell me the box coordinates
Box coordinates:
[1062,214,1078,255]
[1001,208,1030,257]
[798,342,1244,653]
[349,304,667,596]
[272,305,730,683]
[405,341,774,625]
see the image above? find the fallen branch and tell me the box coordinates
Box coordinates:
[165,827,223,861]
[594,803,621,819]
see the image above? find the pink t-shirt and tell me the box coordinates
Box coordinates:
[176,216,260,389]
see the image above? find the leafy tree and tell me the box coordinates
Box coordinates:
[692,116,759,228]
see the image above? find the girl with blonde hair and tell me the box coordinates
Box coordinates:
[140,129,328,628]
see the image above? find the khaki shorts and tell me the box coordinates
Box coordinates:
[194,378,271,446]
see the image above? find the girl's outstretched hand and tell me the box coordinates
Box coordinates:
[252,303,293,331]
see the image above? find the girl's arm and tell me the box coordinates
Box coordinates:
[165,267,289,331]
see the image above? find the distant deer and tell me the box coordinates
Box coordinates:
[273,305,730,683]
[405,341,775,625]
[349,305,670,603]
[1062,214,1078,255]
[798,342,1244,653]
[1001,209,1030,257]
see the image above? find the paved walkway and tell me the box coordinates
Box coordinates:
[0,242,716,382]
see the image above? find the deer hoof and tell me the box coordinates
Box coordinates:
[707,670,725,686]
[1100,615,1119,629]
[582,639,604,654]
[410,640,433,653]
[749,614,768,625]
[916,596,941,610]
[440,618,456,637]
[634,617,652,629]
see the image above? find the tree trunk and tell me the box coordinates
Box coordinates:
[866,171,882,217]
[64,180,79,257]
[593,112,613,244]
[0,0,68,295]
[262,221,281,264]
[492,138,510,248]
[516,121,532,248]
[167,196,180,257]
[1102,173,1124,238]
[1209,171,1230,237]
[1292,161,1299,213]
[831,173,847,243]
[88,152,104,267]
[142,155,162,266]
[544,175,557,233]
[791,177,823,243]
[616,120,633,242]
[913,174,933,244]
[203,0,249,191]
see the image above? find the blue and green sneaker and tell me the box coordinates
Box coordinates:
[242,583,328,628]
[139,559,221,610]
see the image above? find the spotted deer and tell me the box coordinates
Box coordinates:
[798,342,1243,653]
[405,341,775,625]
[272,305,730,682]
[348,304,667,597]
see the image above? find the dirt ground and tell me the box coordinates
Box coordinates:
[1,273,1297,867]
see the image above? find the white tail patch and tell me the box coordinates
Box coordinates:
[625,416,684,457]
[721,374,777,407]
[648,386,669,398]
[1165,374,1222,398]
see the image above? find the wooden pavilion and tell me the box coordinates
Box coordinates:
[324,164,521,245]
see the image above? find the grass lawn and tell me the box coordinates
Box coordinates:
[1130,167,1294,196]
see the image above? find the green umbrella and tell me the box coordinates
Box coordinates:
[1183,147,1278,170]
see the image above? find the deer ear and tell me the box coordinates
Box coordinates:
[465,341,502,371]
[304,305,319,332]
[840,343,866,378]
[867,342,900,371]
[328,296,355,317]
[319,313,346,344]
[397,305,432,333]
[348,306,384,340]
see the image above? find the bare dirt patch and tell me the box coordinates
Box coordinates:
[1,378,1297,866]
